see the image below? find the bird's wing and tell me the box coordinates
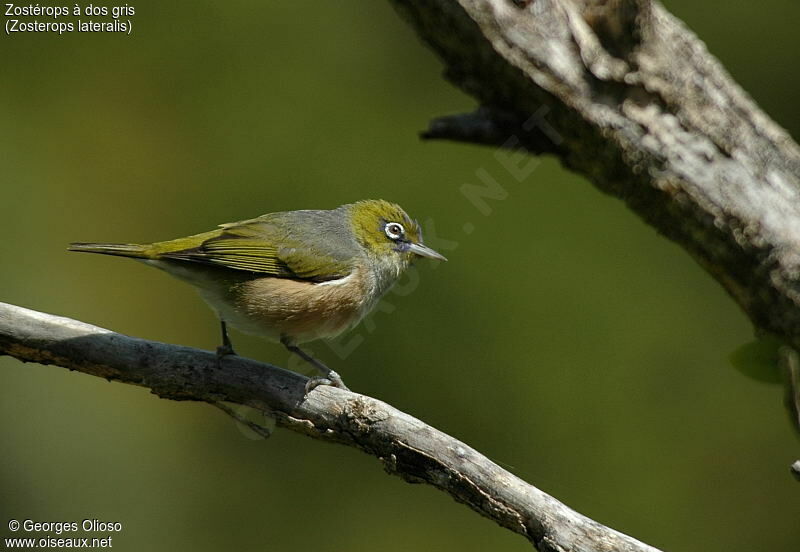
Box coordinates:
[157,212,356,281]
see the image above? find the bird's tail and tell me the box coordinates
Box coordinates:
[68,242,155,259]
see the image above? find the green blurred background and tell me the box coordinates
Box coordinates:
[2,1,799,550]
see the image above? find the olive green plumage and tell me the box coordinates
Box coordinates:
[70,200,434,279]
[69,199,446,391]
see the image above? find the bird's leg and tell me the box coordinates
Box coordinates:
[216,320,237,358]
[280,336,350,393]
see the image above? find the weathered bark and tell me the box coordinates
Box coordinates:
[0,301,660,551]
[390,0,800,351]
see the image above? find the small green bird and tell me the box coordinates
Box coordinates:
[69,199,446,391]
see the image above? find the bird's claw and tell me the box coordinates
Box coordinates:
[216,345,236,357]
[215,345,236,369]
[304,370,350,394]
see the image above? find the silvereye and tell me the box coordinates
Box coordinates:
[69,199,446,391]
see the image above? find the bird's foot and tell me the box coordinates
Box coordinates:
[304,370,350,394]
[215,344,236,369]
[216,344,236,357]
[215,320,236,365]
[282,338,350,394]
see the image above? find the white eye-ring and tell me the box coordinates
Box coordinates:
[384,222,405,240]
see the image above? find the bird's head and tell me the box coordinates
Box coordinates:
[348,200,446,276]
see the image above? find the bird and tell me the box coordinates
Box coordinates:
[69,199,447,391]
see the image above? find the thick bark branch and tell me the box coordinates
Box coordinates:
[389,0,800,350]
[0,301,659,551]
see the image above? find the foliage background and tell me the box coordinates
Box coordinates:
[2,1,799,550]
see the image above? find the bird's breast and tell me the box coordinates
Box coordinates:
[229,262,380,343]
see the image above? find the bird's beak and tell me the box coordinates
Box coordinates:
[407,242,447,261]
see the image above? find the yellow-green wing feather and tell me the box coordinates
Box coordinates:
[155,211,357,281]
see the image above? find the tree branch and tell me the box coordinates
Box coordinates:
[389,0,800,353]
[1,301,660,551]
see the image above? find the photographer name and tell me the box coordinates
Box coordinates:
[18,519,122,534]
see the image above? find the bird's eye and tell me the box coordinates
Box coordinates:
[384,222,404,240]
